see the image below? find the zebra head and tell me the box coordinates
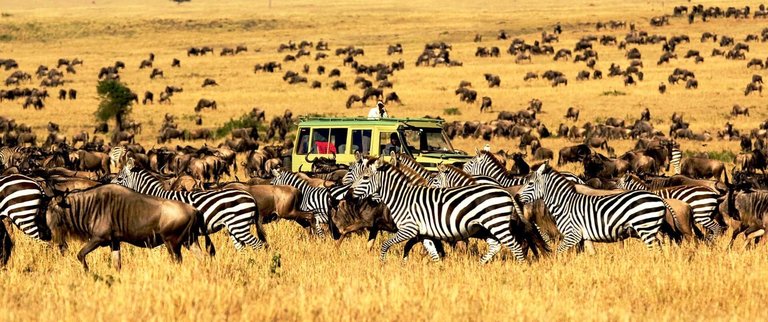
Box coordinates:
[270,169,286,185]
[517,162,550,204]
[342,152,374,185]
[428,164,449,188]
[350,160,383,202]
[112,157,137,188]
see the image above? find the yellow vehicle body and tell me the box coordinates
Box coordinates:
[291,117,471,172]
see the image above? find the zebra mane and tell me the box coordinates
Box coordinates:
[477,150,509,174]
[394,153,430,176]
[393,162,429,185]
[443,164,475,182]
[623,173,648,188]
[378,162,417,183]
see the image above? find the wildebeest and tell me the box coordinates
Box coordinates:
[564,107,579,121]
[45,184,209,271]
[681,157,727,182]
[484,73,501,87]
[194,99,217,112]
[202,78,218,87]
[150,68,164,79]
[732,104,750,116]
[685,78,698,89]
[745,82,762,96]
[558,144,591,165]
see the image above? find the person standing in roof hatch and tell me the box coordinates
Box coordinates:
[368,101,388,119]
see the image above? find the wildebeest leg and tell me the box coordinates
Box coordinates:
[77,239,105,272]
[743,227,765,250]
[402,238,420,261]
[0,223,12,267]
[367,228,379,251]
[110,241,121,271]
[727,224,747,250]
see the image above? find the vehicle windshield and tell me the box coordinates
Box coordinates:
[400,127,454,154]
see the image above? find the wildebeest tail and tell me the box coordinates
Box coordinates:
[0,222,13,267]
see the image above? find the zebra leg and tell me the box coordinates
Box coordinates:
[380,224,417,261]
[230,234,246,251]
[313,213,325,238]
[421,239,441,262]
[480,238,502,264]
[583,240,596,255]
[557,232,583,254]
[483,222,525,262]
[631,219,663,250]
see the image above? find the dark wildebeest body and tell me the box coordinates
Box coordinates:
[45,184,209,271]
[681,157,727,182]
[222,183,314,231]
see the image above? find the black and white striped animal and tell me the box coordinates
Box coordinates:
[618,173,722,238]
[0,174,50,266]
[670,146,682,174]
[350,158,545,262]
[463,151,584,186]
[270,169,332,236]
[108,146,126,172]
[112,159,266,250]
[517,163,669,253]
[0,147,23,169]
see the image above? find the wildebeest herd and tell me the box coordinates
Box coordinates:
[3,3,768,272]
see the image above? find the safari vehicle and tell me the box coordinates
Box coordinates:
[292,117,471,172]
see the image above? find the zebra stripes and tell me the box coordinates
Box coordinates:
[670,147,682,175]
[0,147,23,169]
[517,164,668,253]
[351,158,539,262]
[463,151,584,187]
[618,174,722,237]
[0,174,48,240]
[113,160,266,250]
[109,146,126,172]
[271,169,332,236]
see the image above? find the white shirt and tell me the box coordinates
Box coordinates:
[367,107,388,119]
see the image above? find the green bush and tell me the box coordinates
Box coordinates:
[214,114,263,139]
[683,150,736,163]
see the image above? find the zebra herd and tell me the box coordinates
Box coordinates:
[0,143,748,270]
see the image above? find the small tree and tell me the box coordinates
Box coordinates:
[96,80,134,132]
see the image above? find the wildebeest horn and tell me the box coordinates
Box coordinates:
[305,154,314,163]
[331,152,336,160]
[298,164,303,172]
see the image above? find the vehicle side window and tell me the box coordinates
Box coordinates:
[351,130,371,154]
[380,132,402,155]
[311,128,332,154]
[331,128,349,154]
[296,127,310,155]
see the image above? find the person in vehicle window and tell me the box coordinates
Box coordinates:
[383,133,401,154]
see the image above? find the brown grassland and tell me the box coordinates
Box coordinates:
[1,0,768,320]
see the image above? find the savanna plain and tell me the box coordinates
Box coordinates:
[1,0,768,320]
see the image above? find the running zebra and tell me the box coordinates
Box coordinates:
[517,163,669,253]
[271,169,333,237]
[618,173,722,238]
[463,151,584,186]
[113,159,266,250]
[0,174,50,265]
[109,146,126,172]
[350,158,546,263]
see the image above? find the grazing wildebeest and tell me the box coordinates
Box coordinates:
[732,104,750,116]
[202,78,218,87]
[484,73,501,87]
[346,94,362,108]
[480,96,492,112]
[68,89,77,100]
[551,76,568,87]
[150,68,164,79]
[384,92,401,105]
[564,107,579,121]
[524,72,538,81]
[745,83,762,96]
[194,99,217,112]
[658,82,667,94]
[558,144,591,165]
[685,78,698,89]
[681,157,727,182]
[45,184,209,271]
[172,58,181,67]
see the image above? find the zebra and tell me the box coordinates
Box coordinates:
[428,163,499,187]
[517,163,669,254]
[0,174,50,265]
[0,147,23,169]
[271,169,334,237]
[392,153,432,180]
[618,173,722,238]
[463,151,585,186]
[350,157,546,263]
[670,146,682,174]
[108,146,126,172]
[113,158,266,250]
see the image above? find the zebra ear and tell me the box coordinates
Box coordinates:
[271,169,280,177]
[389,151,397,166]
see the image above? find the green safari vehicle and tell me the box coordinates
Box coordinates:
[291,117,471,172]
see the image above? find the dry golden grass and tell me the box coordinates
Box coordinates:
[2,0,768,320]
